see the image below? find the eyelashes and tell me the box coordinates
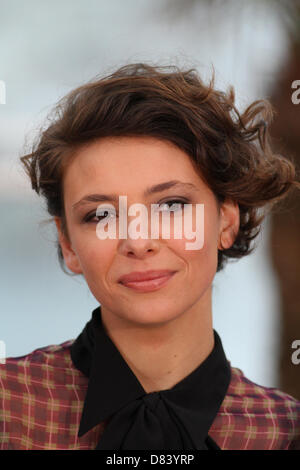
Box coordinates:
[82,198,190,224]
[83,209,112,224]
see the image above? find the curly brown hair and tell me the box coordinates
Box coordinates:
[20,62,300,274]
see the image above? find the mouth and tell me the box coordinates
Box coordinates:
[118,270,177,293]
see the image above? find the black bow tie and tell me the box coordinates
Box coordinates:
[70,306,231,450]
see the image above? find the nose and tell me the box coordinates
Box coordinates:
[117,236,161,259]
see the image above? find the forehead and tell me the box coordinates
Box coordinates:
[62,136,205,199]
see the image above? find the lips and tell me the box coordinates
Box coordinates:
[118,270,176,293]
[118,270,176,284]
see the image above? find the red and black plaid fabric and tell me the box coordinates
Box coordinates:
[0,340,299,450]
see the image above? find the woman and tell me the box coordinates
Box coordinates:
[1,63,299,450]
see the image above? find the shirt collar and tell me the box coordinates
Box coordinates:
[70,305,231,448]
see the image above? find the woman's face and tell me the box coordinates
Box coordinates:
[55,136,239,325]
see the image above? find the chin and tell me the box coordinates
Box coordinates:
[114,298,184,326]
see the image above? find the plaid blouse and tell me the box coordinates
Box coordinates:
[0,339,299,450]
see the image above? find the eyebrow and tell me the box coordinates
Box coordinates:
[72,180,200,210]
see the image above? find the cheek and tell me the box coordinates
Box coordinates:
[170,235,217,267]
[168,211,219,274]
[74,233,117,280]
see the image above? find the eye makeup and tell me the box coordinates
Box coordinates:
[80,197,192,224]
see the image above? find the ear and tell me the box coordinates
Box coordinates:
[54,217,83,274]
[218,199,240,250]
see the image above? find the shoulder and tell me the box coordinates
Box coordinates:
[210,364,300,450]
[0,338,89,395]
[0,339,76,380]
[0,340,89,449]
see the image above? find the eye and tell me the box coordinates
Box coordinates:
[83,210,115,223]
[158,199,187,212]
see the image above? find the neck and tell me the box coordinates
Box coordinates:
[100,289,214,393]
